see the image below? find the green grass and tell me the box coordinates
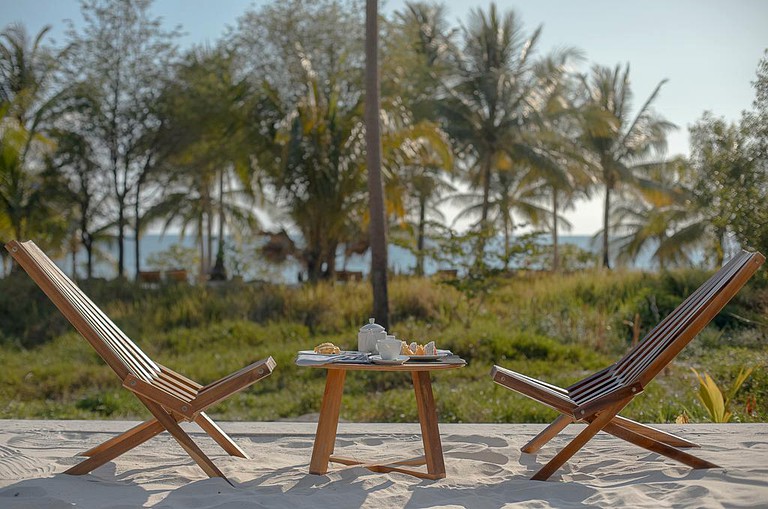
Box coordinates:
[1,269,766,423]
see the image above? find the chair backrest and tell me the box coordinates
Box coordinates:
[6,240,160,383]
[569,250,764,404]
[616,250,762,387]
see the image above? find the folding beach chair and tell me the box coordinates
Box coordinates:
[491,250,764,481]
[6,240,276,483]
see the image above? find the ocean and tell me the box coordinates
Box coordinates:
[62,233,684,283]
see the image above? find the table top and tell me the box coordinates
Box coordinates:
[307,361,464,372]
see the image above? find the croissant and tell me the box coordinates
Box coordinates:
[314,342,341,354]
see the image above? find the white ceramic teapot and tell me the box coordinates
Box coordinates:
[358,318,386,353]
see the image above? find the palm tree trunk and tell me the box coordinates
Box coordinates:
[416,195,426,276]
[210,169,227,281]
[503,214,510,269]
[476,152,493,264]
[552,188,559,272]
[602,178,612,269]
[365,0,389,329]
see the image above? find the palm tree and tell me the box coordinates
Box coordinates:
[0,24,69,251]
[149,47,259,280]
[385,1,457,276]
[611,185,694,269]
[451,159,550,267]
[526,51,597,271]
[377,108,454,275]
[441,4,581,262]
[259,50,367,282]
[578,64,676,268]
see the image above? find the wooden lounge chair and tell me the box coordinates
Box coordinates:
[5,240,276,483]
[491,250,764,481]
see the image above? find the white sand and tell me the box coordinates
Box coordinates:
[0,420,766,508]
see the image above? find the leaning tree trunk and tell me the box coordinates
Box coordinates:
[365,0,389,329]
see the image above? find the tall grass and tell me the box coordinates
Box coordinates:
[1,269,765,423]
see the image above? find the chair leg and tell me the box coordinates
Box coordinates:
[65,420,166,475]
[140,397,229,483]
[195,412,249,459]
[610,416,699,448]
[531,400,629,481]
[79,418,159,457]
[602,422,719,469]
[522,415,574,454]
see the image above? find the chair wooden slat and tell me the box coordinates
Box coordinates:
[24,243,159,381]
[619,252,750,385]
[26,242,161,378]
[568,252,749,403]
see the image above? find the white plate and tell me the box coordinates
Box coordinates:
[407,353,449,361]
[370,355,410,365]
[298,350,353,355]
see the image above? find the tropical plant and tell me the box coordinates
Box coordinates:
[0,24,69,251]
[385,2,456,276]
[657,115,759,267]
[257,51,367,282]
[691,367,755,423]
[578,63,676,268]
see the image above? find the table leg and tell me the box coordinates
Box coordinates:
[412,371,446,479]
[309,369,346,475]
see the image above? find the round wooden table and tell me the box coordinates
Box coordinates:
[305,360,464,480]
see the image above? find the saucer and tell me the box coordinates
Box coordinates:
[370,355,410,365]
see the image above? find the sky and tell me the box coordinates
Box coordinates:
[2,0,767,235]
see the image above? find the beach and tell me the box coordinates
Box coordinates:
[1,420,766,508]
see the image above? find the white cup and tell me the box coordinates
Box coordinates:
[377,338,401,360]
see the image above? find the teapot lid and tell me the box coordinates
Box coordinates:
[360,317,385,332]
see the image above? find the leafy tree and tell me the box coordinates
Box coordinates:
[733,50,768,257]
[47,126,113,278]
[679,114,762,265]
[63,0,179,278]
[231,0,364,109]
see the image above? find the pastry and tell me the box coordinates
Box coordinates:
[401,340,437,356]
[314,342,341,354]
